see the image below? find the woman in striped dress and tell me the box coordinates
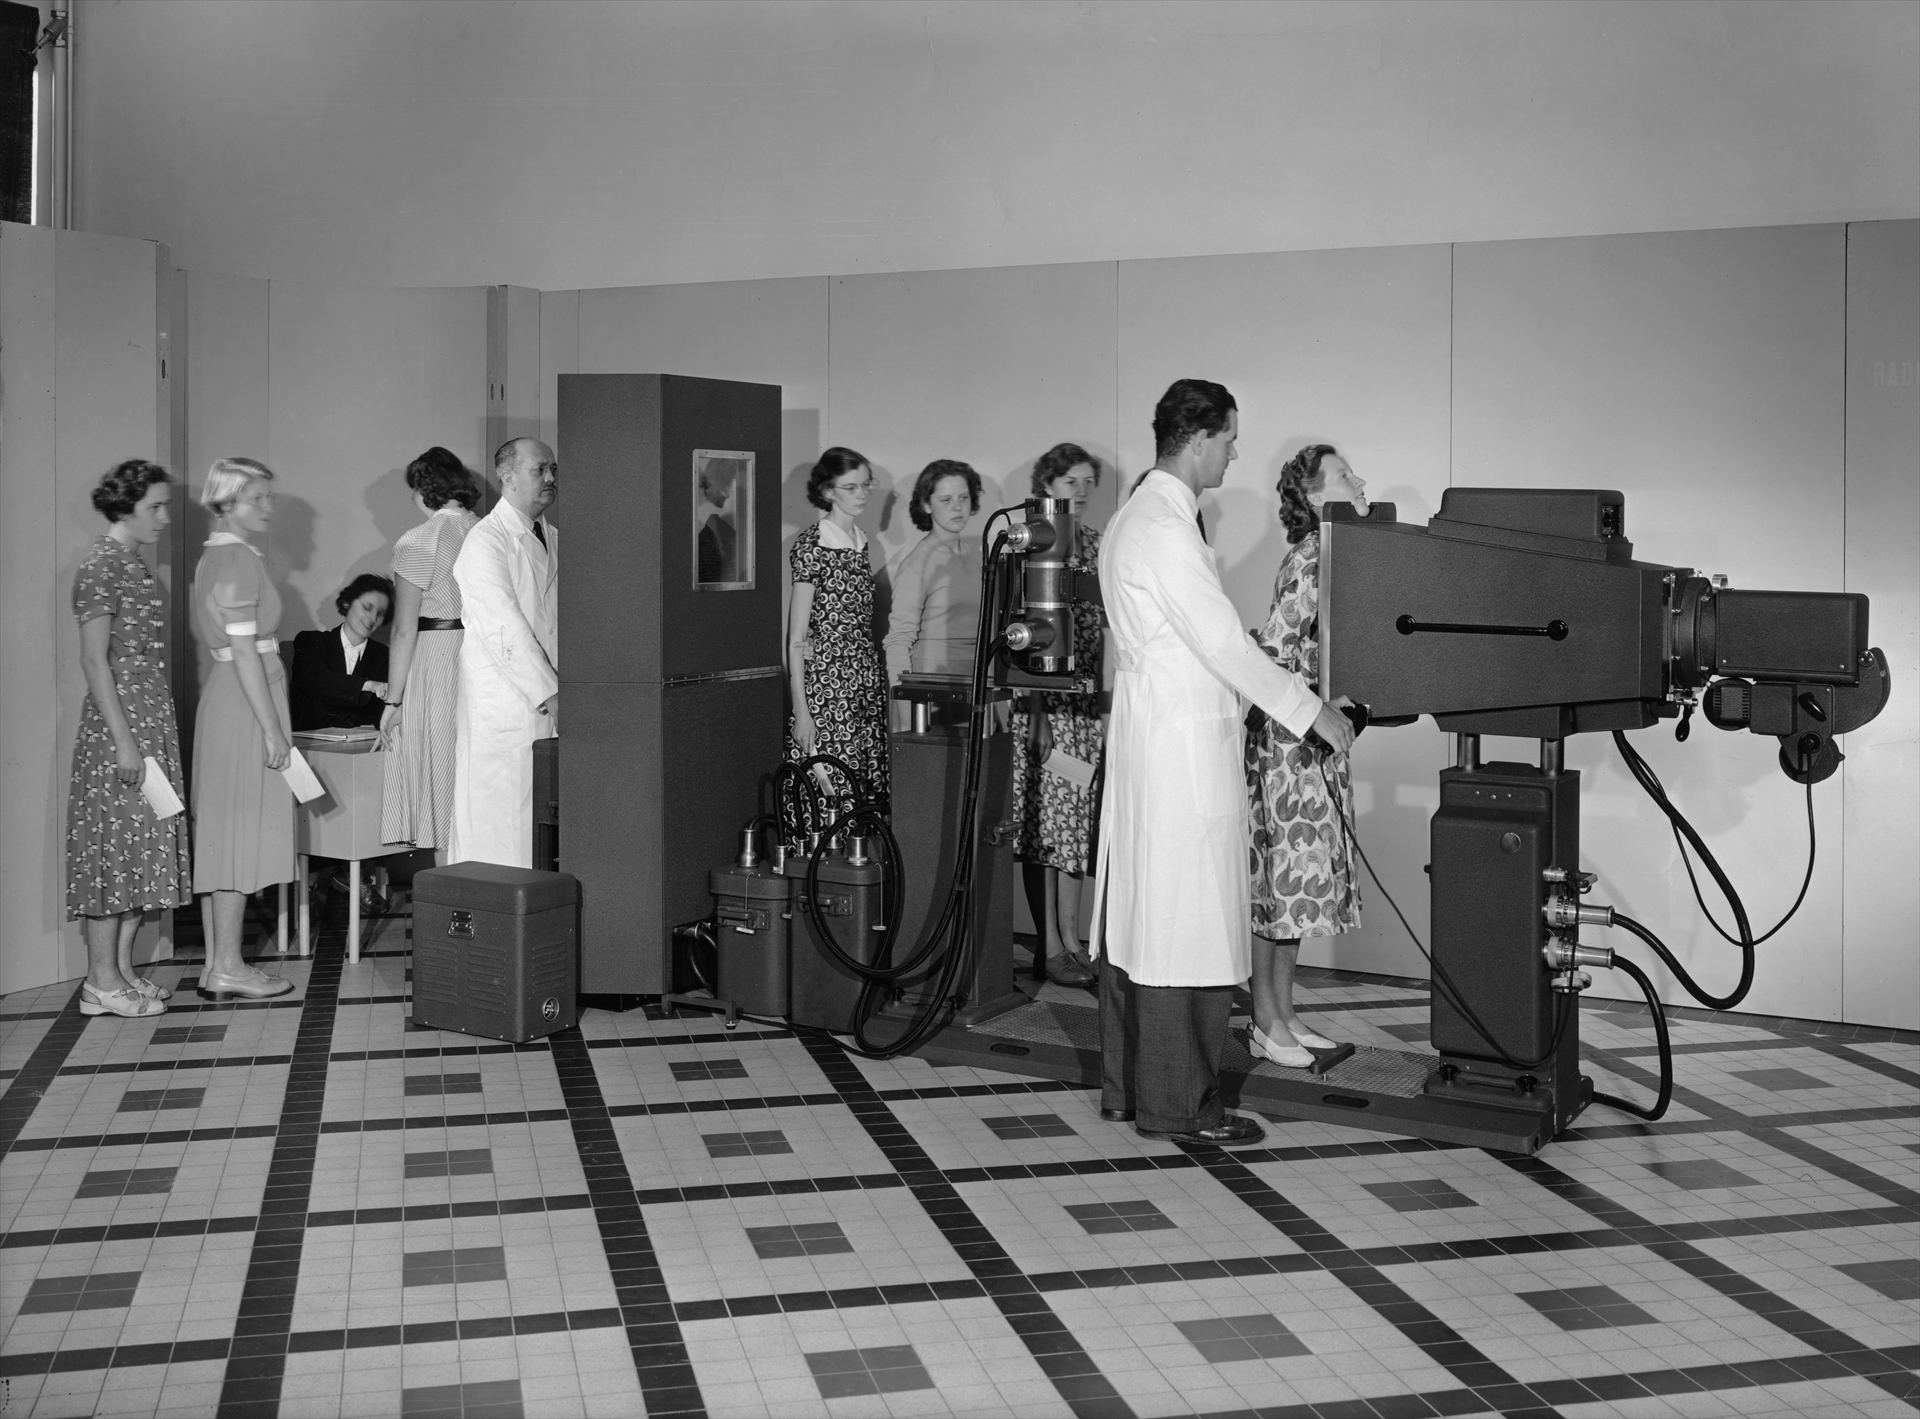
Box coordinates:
[380,447,481,862]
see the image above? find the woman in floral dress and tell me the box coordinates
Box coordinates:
[1245,444,1371,1066]
[1009,443,1106,987]
[786,446,889,828]
[66,461,193,1018]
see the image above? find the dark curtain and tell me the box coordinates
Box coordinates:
[0,0,40,225]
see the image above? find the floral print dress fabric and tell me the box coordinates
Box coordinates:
[1010,524,1105,875]
[786,524,890,825]
[65,537,193,918]
[1246,530,1360,937]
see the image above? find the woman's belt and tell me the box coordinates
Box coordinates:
[209,637,279,663]
[418,617,463,631]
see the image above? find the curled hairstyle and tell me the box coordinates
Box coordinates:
[806,446,871,512]
[1151,379,1236,462]
[1277,443,1338,545]
[406,446,478,511]
[908,460,983,532]
[199,457,274,515]
[334,573,395,622]
[1030,443,1100,497]
[92,460,171,522]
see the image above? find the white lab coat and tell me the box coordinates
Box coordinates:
[447,499,559,869]
[1088,471,1320,987]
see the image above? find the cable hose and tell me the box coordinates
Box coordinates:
[1611,730,1756,1009]
[773,532,1017,1059]
[1589,953,1674,1120]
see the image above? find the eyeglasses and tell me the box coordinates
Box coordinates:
[833,480,873,494]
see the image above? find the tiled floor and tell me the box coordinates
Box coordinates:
[1,910,1915,1419]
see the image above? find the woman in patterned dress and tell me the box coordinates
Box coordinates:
[786,447,889,828]
[65,461,192,1018]
[190,458,296,1002]
[1244,444,1370,1066]
[380,447,481,863]
[1009,444,1107,987]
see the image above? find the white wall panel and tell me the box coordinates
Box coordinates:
[1115,244,1455,980]
[1452,225,1853,1021]
[827,264,1120,578]
[1842,220,1920,1029]
[262,283,488,638]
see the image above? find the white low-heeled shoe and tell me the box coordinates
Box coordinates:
[1286,1024,1338,1051]
[1248,1025,1314,1069]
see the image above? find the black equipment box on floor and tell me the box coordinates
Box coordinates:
[412,863,580,1043]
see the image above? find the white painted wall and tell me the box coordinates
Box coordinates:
[66,1,1919,292]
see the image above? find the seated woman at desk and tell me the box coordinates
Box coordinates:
[884,459,984,712]
[289,574,393,731]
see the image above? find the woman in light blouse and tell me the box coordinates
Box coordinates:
[884,459,984,708]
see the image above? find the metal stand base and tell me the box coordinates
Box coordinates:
[907,997,1590,1156]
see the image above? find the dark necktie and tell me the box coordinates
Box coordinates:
[532,521,548,550]
[1195,510,1207,543]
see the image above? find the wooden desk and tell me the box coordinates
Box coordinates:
[292,733,410,962]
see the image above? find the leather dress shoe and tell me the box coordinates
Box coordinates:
[1099,1107,1135,1123]
[1135,1113,1268,1147]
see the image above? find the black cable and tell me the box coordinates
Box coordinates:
[1673,778,1816,948]
[1610,730,1756,1009]
[1589,953,1673,1121]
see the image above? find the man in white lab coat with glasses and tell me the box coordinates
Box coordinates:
[448,437,560,869]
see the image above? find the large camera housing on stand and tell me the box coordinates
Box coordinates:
[1316,488,1888,1149]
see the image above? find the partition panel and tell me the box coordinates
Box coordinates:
[1842,219,1920,1029]
[1115,244,1455,981]
[1452,225,1850,1021]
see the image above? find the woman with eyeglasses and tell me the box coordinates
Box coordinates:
[786,446,890,825]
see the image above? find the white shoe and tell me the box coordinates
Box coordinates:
[1286,1023,1338,1051]
[1248,1025,1313,1069]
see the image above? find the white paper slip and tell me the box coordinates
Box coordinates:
[141,756,184,820]
[1042,748,1096,789]
[280,747,327,804]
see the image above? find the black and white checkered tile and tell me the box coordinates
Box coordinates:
[1,928,1915,1419]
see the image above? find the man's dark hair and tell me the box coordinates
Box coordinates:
[1151,379,1236,462]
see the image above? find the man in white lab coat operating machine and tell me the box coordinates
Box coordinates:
[447,437,560,869]
[1090,380,1357,1147]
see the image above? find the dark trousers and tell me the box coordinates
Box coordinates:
[1098,960,1236,1133]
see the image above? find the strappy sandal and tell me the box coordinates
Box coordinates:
[79,982,166,1018]
[130,975,173,1002]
